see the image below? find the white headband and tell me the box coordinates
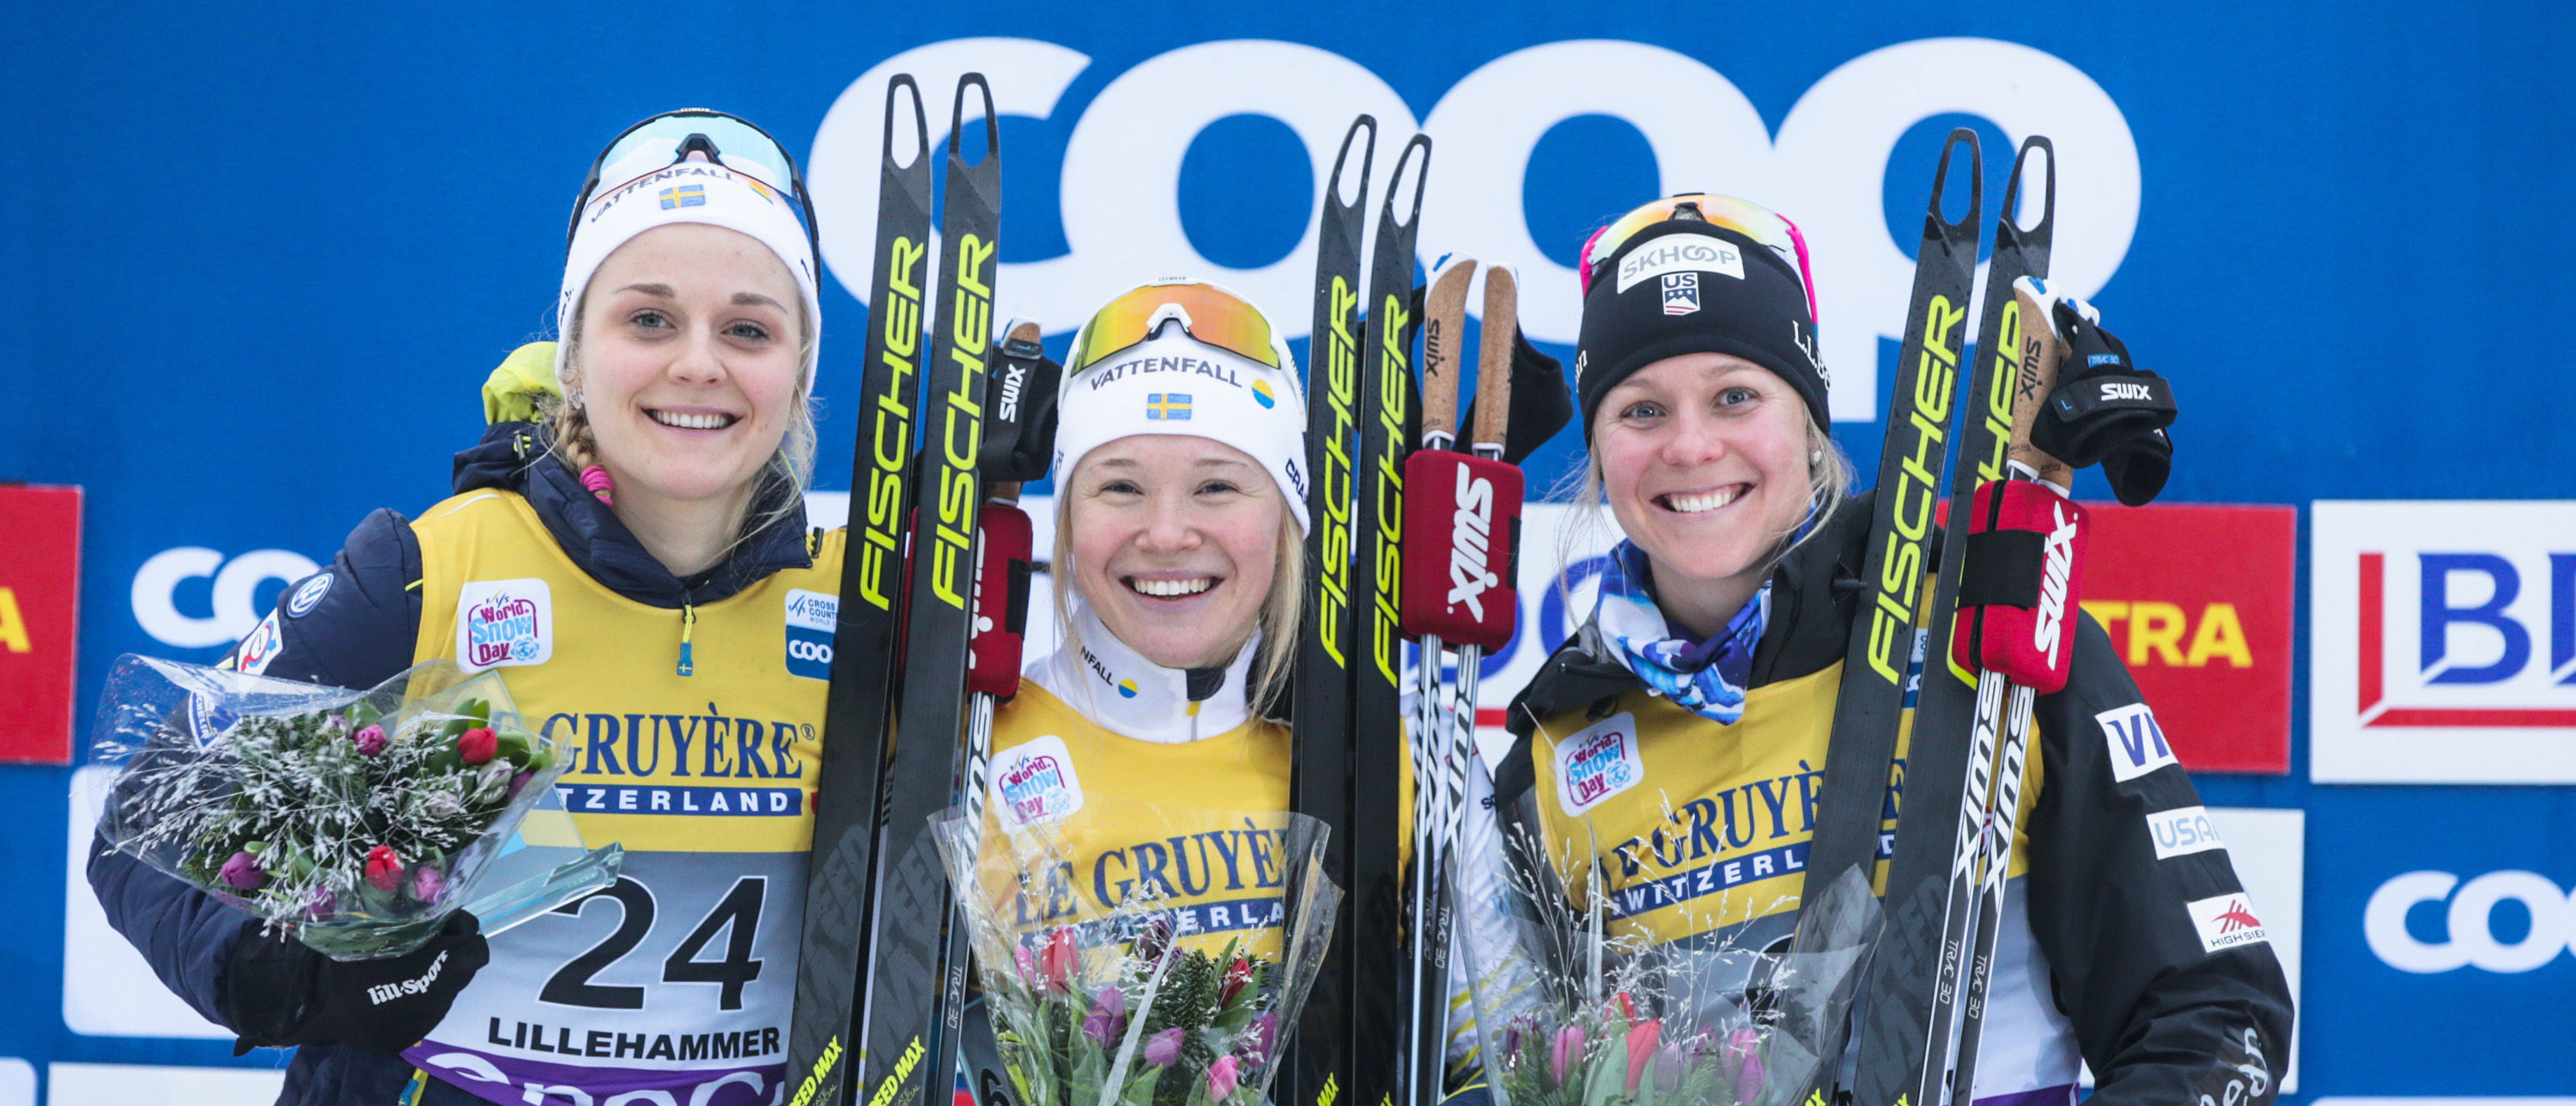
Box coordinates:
[556,152,823,393]
[1050,331,1311,535]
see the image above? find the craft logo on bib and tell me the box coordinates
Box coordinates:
[456,579,552,671]
[2185,892,2270,953]
[783,588,836,680]
[1615,233,1744,293]
[1555,712,1643,817]
[234,611,284,675]
[990,735,1084,830]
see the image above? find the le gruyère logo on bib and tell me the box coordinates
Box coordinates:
[990,735,1084,830]
[1554,713,1643,817]
[1615,233,1745,294]
[783,588,836,679]
[456,579,552,671]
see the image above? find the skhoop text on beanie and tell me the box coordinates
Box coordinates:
[1573,204,1830,438]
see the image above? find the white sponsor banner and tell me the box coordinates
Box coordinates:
[2208,806,2302,1093]
[45,1063,282,1106]
[808,36,2141,422]
[2311,501,2576,783]
[61,767,234,1039]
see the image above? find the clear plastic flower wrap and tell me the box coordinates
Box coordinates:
[1452,784,1883,1106]
[90,654,623,960]
[931,794,1340,1106]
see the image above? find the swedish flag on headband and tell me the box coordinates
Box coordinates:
[658,185,707,210]
[1146,393,1192,421]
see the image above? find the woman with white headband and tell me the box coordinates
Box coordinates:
[92,110,839,1106]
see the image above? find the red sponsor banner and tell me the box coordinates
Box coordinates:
[2076,501,2295,774]
[0,483,82,764]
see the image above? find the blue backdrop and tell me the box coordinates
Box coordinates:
[3,2,2573,1101]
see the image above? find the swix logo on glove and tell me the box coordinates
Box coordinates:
[367,949,449,1006]
[1400,451,1522,649]
[2101,380,2152,400]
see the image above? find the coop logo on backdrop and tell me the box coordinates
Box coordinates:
[456,580,552,671]
[2311,501,2576,783]
[811,36,2141,422]
[2366,869,2576,974]
[131,546,323,649]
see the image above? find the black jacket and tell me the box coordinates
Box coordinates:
[1493,491,2292,1106]
[87,424,817,1105]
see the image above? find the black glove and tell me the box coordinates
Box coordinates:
[1406,282,1577,465]
[2030,295,2177,505]
[222,910,489,1054]
[1461,325,1575,465]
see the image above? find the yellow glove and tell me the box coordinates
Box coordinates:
[482,343,562,425]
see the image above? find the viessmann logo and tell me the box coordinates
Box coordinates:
[2312,501,2576,783]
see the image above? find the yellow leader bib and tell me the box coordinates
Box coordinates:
[398,489,841,1106]
[1527,661,2042,948]
[971,680,1296,957]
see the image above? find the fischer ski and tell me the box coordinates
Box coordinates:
[788,72,932,1106]
[1285,112,1372,1106]
[1352,131,1430,1106]
[848,73,1002,1106]
[1934,138,2062,1106]
[1789,128,1984,1106]
[1399,261,1524,1106]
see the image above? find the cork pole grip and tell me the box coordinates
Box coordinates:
[1473,266,1517,451]
[1420,259,1477,443]
[2006,283,2075,489]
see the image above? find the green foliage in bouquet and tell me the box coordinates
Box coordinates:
[137,694,553,922]
[1489,992,1766,1106]
[987,925,1282,1106]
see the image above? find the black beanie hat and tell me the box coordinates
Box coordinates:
[1574,216,1830,439]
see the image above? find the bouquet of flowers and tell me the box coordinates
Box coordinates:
[932,795,1340,1106]
[1452,787,1883,1106]
[91,654,621,960]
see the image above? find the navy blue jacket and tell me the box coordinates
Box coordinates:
[88,424,818,1105]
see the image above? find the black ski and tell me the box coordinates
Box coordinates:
[1352,132,1429,1106]
[788,73,932,1106]
[1943,138,2058,1106]
[1285,114,1373,1106]
[1867,133,2050,1106]
[1789,128,1983,1105]
[850,74,1002,1106]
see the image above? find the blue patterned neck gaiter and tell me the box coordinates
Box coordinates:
[1593,539,1769,724]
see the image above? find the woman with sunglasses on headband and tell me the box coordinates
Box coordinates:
[1448,196,2289,1106]
[949,279,1317,1099]
[91,111,836,1106]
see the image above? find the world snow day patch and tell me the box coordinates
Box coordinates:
[988,734,1085,830]
[782,588,835,680]
[456,579,553,671]
[1555,713,1644,817]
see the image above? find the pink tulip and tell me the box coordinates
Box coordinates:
[1206,1054,1240,1100]
[1727,1028,1764,1103]
[1652,1043,1686,1094]
[1143,1027,1184,1068]
[1549,1025,1585,1087]
[352,724,388,756]
[411,864,447,903]
[1081,987,1127,1047]
[218,851,265,890]
[364,845,403,892]
[1623,1019,1661,1092]
[1013,945,1040,988]
[1237,1012,1279,1064]
[1039,927,1078,994]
